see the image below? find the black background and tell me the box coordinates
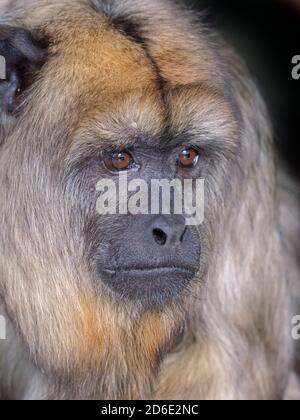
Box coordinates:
[185,0,300,178]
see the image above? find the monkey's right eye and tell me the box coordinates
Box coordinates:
[104,151,135,172]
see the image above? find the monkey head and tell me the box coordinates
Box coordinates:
[0,0,266,399]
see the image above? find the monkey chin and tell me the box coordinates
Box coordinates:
[99,266,198,309]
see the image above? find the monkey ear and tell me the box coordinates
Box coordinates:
[0,26,47,115]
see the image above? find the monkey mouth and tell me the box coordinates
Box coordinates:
[99,266,197,307]
[103,266,195,275]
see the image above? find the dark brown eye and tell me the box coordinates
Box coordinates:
[178,148,199,168]
[104,151,134,171]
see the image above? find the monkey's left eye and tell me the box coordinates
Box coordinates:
[177,148,199,168]
[104,151,135,171]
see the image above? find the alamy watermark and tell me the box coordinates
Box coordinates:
[0,315,6,340]
[292,316,300,341]
[0,55,6,80]
[96,173,205,226]
[292,55,300,80]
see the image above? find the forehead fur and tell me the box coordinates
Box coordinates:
[6,0,217,84]
[2,0,237,145]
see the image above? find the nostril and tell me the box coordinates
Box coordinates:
[180,227,187,243]
[153,228,168,246]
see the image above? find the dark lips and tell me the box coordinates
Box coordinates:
[99,265,197,307]
[103,266,195,275]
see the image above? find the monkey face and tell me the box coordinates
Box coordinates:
[62,82,238,312]
[66,115,205,309]
[74,145,202,309]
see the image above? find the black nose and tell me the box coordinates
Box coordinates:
[151,216,187,247]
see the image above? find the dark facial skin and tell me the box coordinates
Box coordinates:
[67,140,202,309]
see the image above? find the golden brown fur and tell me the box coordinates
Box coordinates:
[0,0,299,400]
